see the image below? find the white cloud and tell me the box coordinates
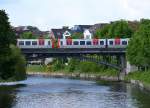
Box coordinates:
[1,0,150,30]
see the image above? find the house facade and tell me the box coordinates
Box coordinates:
[50,27,72,39]
[83,29,92,39]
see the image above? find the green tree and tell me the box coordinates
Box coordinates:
[95,20,133,38]
[71,32,83,39]
[20,31,36,39]
[127,19,150,69]
[108,20,133,38]
[95,24,110,38]
[0,10,26,80]
[67,58,79,72]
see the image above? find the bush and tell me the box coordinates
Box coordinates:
[0,45,26,81]
[78,61,100,73]
[125,71,150,84]
[9,45,27,81]
[51,58,65,71]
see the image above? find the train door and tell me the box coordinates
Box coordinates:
[66,37,72,45]
[93,38,99,45]
[57,38,60,48]
[115,37,120,45]
[38,37,45,46]
[52,39,55,48]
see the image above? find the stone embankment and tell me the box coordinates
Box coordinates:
[28,72,119,81]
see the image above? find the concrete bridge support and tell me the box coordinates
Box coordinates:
[126,61,138,74]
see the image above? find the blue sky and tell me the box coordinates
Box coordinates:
[0,0,150,30]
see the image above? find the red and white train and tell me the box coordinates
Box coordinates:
[17,38,129,48]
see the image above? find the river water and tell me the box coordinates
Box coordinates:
[0,75,150,108]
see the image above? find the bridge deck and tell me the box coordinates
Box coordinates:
[21,48,126,55]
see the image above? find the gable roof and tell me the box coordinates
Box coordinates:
[72,25,93,33]
[51,29,72,39]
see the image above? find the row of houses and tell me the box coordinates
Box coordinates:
[13,23,107,39]
[50,24,107,39]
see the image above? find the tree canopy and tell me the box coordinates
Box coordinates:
[0,10,26,81]
[20,31,37,39]
[127,19,150,68]
[95,20,133,38]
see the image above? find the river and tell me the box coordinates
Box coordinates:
[0,75,150,108]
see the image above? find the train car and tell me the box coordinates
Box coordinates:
[107,38,129,48]
[17,38,129,49]
[17,39,52,48]
[59,39,106,48]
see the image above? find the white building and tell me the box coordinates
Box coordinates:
[63,31,71,39]
[83,29,92,39]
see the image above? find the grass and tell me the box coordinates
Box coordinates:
[125,71,150,85]
[26,64,119,77]
[27,65,47,72]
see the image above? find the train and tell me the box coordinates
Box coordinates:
[17,38,129,48]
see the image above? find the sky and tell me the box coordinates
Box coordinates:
[0,0,150,31]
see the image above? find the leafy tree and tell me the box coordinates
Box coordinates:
[67,58,79,72]
[127,19,150,69]
[71,32,83,39]
[0,10,26,80]
[95,20,133,38]
[20,31,37,39]
[95,24,110,38]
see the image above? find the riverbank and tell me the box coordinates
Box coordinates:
[125,71,150,91]
[28,72,120,81]
[27,71,150,91]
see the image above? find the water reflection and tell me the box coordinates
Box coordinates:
[0,84,26,108]
[0,76,149,108]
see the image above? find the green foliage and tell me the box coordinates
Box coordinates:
[20,31,37,39]
[0,45,26,81]
[0,10,16,49]
[78,61,100,73]
[127,19,150,67]
[95,24,110,38]
[51,58,65,71]
[67,59,79,72]
[71,32,83,39]
[95,20,133,38]
[0,10,26,81]
[27,65,47,72]
[125,71,150,84]
[10,45,26,80]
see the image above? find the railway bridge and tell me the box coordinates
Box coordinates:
[20,47,137,74]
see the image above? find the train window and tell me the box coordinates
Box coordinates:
[122,41,127,45]
[109,41,114,45]
[25,41,31,45]
[61,41,63,45]
[86,41,91,45]
[19,41,24,45]
[32,41,37,45]
[100,41,104,45]
[73,41,79,45]
[48,41,51,45]
[80,41,85,45]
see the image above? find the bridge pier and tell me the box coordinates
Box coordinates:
[126,61,138,74]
